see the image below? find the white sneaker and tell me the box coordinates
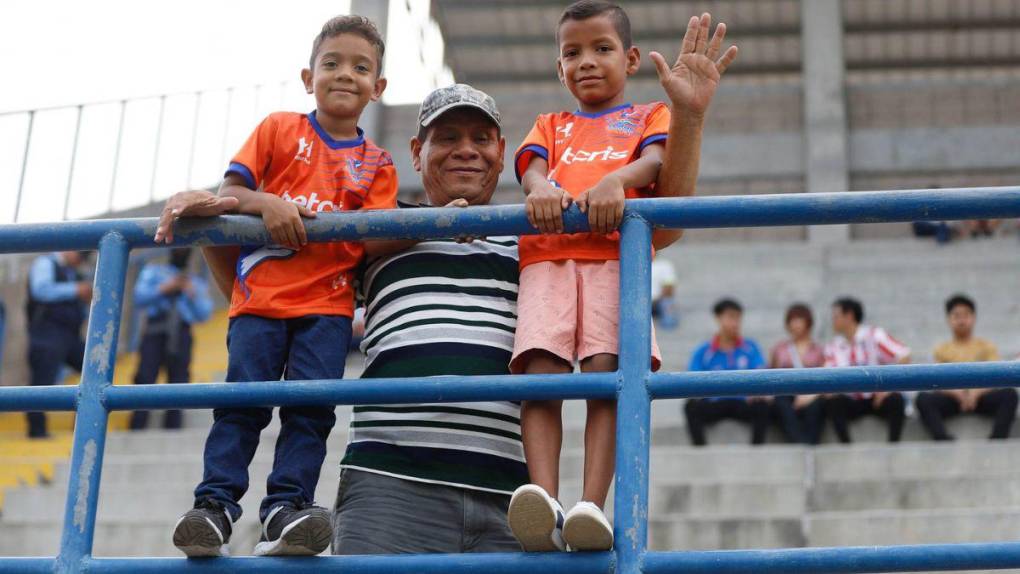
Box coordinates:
[562,501,613,551]
[507,484,565,551]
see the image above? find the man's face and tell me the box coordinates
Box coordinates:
[63,251,82,267]
[556,14,638,110]
[716,309,742,340]
[947,304,975,338]
[302,33,386,123]
[831,306,853,334]
[411,107,505,206]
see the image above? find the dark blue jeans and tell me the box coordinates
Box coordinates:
[194,314,352,522]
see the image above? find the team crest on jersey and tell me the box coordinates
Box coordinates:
[295,137,314,164]
[606,111,641,136]
[346,158,365,185]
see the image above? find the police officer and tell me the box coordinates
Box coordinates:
[25,251,92,438]
[129,248,213,430]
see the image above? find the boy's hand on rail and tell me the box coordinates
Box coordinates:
[526,180,572,235]
[259,195,316,250]
[154,190,240,244]
[650,12,738,118]
[577,174,626,234]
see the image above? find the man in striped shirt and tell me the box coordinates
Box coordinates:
[823,297,911,443]
[331,84,528,554]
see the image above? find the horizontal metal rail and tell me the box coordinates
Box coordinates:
[1,186,1018,574]
[1,187,1017,253]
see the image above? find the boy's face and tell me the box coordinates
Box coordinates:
[716,309,742,340]
[947,304,975,339]
[411,107,505,207]
[556,15,639,111]
[301,33,386,122]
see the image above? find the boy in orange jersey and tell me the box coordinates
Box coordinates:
[507,0,738,552]
[158,15,398,557]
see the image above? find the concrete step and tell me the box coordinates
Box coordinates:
[0,519,274,557]
[811,473,1020,512]
[805,507,1020,547]
[813,442,1020,481]
[649,514,805,550]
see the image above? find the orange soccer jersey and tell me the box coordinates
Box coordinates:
[225,111,398,319]
[514,102,670,269]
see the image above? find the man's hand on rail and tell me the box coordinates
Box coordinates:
[154,190,240,244]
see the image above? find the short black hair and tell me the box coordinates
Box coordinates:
[785,303,814,329]
[945,294,976,315]
[557,0,632,49]
[833,297,864,323]
[713,298,743,316]
[169,248,191,270]
[310,15,386,74]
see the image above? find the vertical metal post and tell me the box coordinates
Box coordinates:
[107,101,127,214]
[613,215,653,574]
[62,106,84,221]
[13,110,36,223]
[185,91,203,189]
[220,87,234,169]
[148,95,167,203]
[56,232,129,573]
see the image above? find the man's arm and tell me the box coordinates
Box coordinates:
[29,256,83,302]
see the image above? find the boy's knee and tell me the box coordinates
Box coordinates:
[519,349,572,374]
[580,353,617,373]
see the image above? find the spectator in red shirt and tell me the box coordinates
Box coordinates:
[769,303,826,444]
[823,297,910,443]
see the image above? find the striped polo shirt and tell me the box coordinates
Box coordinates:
[339,236,529,495]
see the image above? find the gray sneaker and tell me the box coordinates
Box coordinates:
[252,504,332,556]
[173,499,232,557]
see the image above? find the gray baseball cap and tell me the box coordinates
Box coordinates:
[417,84,501,137]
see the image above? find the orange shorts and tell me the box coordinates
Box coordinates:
[509,259,662,374]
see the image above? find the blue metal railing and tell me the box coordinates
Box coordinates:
[1,186,1020,574]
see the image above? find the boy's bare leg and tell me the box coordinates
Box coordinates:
[579,353,618,508]
[522,350,572,498]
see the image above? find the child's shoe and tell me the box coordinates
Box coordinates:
[172,498,232,557]
[252,504,332,556]
[562,501,613,551]
[507,484,565,551]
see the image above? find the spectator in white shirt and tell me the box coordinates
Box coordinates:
[823,297,910,443]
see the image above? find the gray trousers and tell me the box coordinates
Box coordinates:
[332,468,522,554]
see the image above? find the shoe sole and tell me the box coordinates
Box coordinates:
[507,490,560,552]
[252,513,332,556]
[172,515,229,558]
[563,512,613,551]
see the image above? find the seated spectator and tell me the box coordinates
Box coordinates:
[684,299,768,446]
[965,218,1000,238]
[916,294,1017,441]
[768,303,825,444]
[823,297,910,443]
[651,257,678,330]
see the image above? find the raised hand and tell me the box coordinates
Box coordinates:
[649,13,739,117]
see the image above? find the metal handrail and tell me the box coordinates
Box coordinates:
[1,187,1019,574]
